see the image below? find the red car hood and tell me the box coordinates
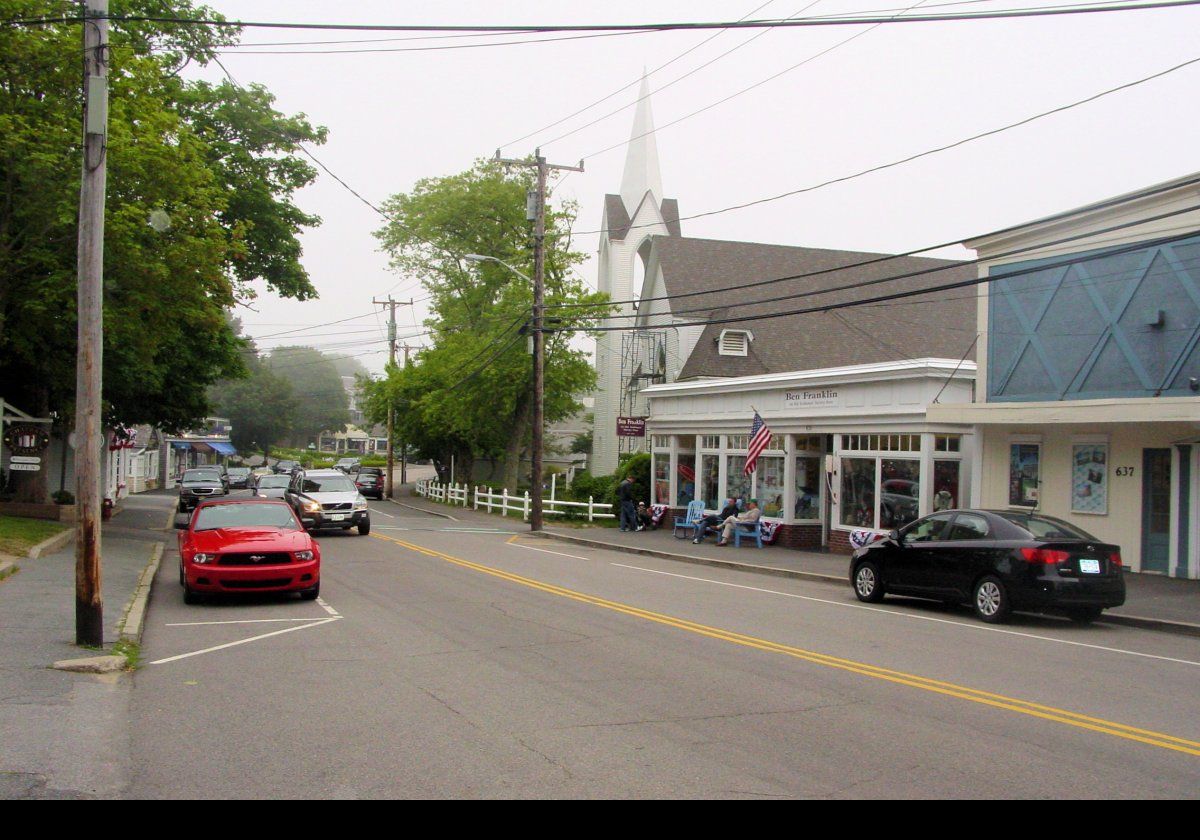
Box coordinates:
[188,527,313,554]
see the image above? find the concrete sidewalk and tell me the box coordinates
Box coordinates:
[0,492,172,799]
[391,491,1200,637]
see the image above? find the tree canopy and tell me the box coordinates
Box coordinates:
[264,346,351,446]
[367,160,610,488]
[0,0,325,438]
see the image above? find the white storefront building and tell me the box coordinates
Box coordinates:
[644,359,975,552]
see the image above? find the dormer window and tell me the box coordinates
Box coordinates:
[717,329,752,357]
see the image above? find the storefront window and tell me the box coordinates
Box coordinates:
[880,459,920,529]
[757,456,785,516]
[794,455,820,520]
[1009,443,1040,507]
[700,454,720,509]
[726,454,751,504]
[677,453,696,506]
[653,456,670,505]
[933,460,960,511]
[841,458,876,528]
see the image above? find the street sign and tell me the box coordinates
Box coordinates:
[10,456,41,464]
[616,417,647,437]
[9,463,40,472]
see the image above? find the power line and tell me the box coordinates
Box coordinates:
[553,183,1200,313]
[570,53,1200,235]
[14,3,1200,31]
[214,29,649,55]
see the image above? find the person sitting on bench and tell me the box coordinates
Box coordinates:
[693,498,739,544]
[716,499,761,546]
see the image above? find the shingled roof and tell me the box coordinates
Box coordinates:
[644,236,977,380]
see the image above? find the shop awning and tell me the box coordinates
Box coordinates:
[209,441,237,456]
[190,442,214,454]
[170,441,191,450]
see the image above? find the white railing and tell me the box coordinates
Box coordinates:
[418,478,614,522]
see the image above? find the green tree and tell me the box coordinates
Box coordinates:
[264,346,350,446]
[0,1,325,501]
[371,160,610,489]
[211,354,296,460]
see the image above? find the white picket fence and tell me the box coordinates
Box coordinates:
[416,478,613,522]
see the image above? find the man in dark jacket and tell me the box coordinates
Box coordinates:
[694,498,739,544]
[617,475,637,532]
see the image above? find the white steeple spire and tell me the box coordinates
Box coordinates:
[619,73,665,216]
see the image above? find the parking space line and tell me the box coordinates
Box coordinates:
[316,597,340,617]
[369,507,395,518]
[149,617,341,665]
[611,563,1200,668]
[507,539,598,563]
[166,618,329,627]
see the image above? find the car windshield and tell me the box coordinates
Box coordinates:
[194,503,299,531]
[302,475,357,493]
[183,470,221,482]
[256,476,290,489]
[996,513,1098,541]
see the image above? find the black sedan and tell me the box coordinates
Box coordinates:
[849,509,1125,624]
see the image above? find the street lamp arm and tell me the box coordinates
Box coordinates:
[464,253,531,283]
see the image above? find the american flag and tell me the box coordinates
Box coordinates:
[743,411,771,476]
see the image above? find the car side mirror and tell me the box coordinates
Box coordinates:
[889,529,902,543]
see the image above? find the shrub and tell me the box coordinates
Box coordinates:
[52,490,75,505]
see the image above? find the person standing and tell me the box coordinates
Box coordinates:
[617,474,637,532]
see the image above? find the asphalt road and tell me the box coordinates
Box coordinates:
[127,498,1200,798]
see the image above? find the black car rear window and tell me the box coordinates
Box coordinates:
[995,513,1097,541]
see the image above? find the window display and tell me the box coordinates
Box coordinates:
[933,460,960,511]
[726,454,751,504]
[794,455,820,520]
[1071,443,1107,514]
[677,453,696,506]
[1009,443,1040,507]
[653,456,670,505]
[879,459,920,528]
[700,454,720,510]
[757,456,784,516]
[841,458,876,528]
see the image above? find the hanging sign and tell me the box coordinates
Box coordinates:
[9,462,41,472]
[616,417,647,437]
[3,423,51,456]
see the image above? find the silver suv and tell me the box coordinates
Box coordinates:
[286,469,371,535]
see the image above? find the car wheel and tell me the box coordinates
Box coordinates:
[973,575,1011,623]
[299,582,320,601]
[182,580,201,605]
[178,501,187,513]
[853,560,885,603]
[1067,606,1103,625]
[358,520,371,536]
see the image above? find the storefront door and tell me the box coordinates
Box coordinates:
[1141,449,1171,574]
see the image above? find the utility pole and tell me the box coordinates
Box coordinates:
[75,0,109,647]
[493,149,583,531]
[372,296,412,499]
[401,343,411,486]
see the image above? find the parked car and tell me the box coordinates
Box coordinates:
[286,469,371,535]
[252,474,292,500]
[333,457,361,474]
[273,459,301,475]
[177,468,229,512]
[177,499,320,603]
[355,466,384,499]
[849,509,1125,624]
[227,466,252,489]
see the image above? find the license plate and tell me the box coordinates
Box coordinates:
[1079,558,1101,574]
[329,514,346,521]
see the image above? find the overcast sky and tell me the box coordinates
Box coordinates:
[192,1,1200,375]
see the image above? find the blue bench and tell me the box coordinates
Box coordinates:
[731,519,764,548]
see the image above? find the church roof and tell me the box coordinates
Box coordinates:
[645,236,977,380]
[604,194,632,241]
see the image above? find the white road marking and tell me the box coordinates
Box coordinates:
[611,563,1200,669]
[149,617,341,665]
[316,596,340,617]
[166,618,328,627]
[369,507,395,518]
[508,541,597,562]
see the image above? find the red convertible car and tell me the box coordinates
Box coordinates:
[178,499,321,604]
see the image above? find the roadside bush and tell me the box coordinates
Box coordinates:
[569,452,651,507]
[52,490,75,505]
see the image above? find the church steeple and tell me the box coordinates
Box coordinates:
[618,73,665,216]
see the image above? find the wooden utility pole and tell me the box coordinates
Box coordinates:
[401,343,411,486]
[372,296,412,499]
[493,149,583,531]
[75,0,109,647]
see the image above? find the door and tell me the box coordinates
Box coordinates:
[1142,449,1171,574]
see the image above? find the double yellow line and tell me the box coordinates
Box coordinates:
[372,532,1200,757]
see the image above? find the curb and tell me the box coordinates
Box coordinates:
[1098,612,1200,638]
[0,559,15,580]
[118,541,164,645]
[533,530,847,587]
[28,527,74,559]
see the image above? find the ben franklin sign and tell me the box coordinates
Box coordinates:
[784,388,838,409]
[616,417,646,437]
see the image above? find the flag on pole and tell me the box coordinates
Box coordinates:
[744,411,771,475]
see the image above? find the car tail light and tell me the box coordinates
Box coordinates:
[1109,551,1123,567]
[1020,547,1072,564]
